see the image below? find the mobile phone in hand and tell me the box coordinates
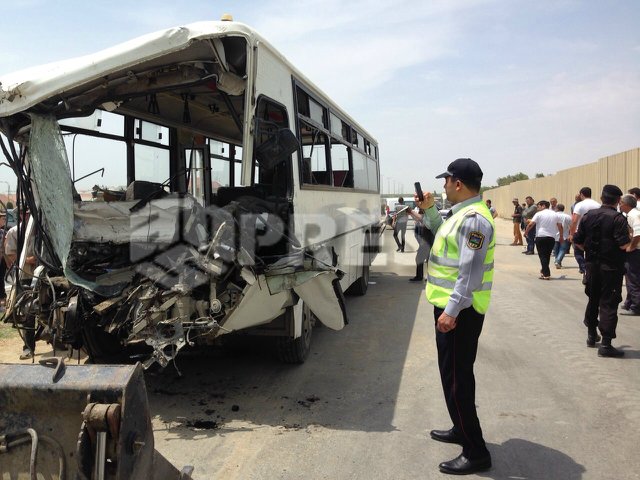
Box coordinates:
[414,182,424,202]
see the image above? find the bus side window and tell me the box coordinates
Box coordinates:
[254,97,291,196]
[330,141,352,188]
[300,122,330,186]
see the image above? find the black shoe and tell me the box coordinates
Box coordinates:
[598,345,625,357]
[619,310,640,316]
[439,453,492,475]
[409,277,423,282]
[429,429,463,445]
[586,333,601,347]
[396,248,401,252]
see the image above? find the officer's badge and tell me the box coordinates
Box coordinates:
[467,231,485,250]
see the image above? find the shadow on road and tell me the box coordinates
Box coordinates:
[480,438,586,479]
[616,347,640,359]
[145,268,423,437]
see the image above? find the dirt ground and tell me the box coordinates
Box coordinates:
[0,319,24,362]
[0,317,87,364]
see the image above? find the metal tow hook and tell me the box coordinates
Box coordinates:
[38,356,66,383]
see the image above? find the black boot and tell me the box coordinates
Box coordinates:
[598,337,624,357]
[586,328,601,348]
[409,263,424,282]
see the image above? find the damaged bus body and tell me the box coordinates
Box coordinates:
[0,18,381,369]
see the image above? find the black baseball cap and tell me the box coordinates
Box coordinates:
[435,158,483,183]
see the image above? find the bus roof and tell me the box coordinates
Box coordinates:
[0,21,254,117]
[0,20,377,143]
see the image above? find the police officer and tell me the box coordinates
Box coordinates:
[415,158,494,475]
[573,184,630,357]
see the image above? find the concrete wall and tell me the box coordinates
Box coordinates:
[483,148,640,218]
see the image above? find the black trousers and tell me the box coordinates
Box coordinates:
[624,249,640,312]
[393,222,407,251]
[414,238,431,279]
[583,263,623,339]
[434,306,489,460]
[0,258,5,300]
[535,236,555,277]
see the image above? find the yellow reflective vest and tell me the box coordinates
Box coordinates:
[426,200,495,314]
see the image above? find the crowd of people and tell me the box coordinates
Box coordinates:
[507,186,640,357]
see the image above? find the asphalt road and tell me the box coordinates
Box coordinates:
[146,218,640,480]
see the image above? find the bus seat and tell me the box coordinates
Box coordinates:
[302,158,312,184]
[125,180,165,201]
[333,170,347,187]
[215,186,265,207]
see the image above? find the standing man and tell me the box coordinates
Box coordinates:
[620,194,640,315]
[407,208,434,282]
[525,200,562,280]
[416,158,494,475]
[550,197,559,212]
[392,197,408,253]
[485,199,498,218]
[570,187,600,277]
[553,204,572,269]
[510,198,523,246]
[522,196,537,255]
[574,185,630,357]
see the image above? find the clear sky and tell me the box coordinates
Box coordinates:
[1,0,639,194]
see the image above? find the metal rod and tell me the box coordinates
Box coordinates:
[93,431,106,480]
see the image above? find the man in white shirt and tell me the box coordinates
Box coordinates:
[570,187,601,276]
[629,187,640,208]
[525,200,563,279]
[620,194,640,315]
[553,204,572,268]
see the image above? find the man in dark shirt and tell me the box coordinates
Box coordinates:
[510,198,523,246]
[574,184,630,357]
[392,197,409,252]
[522,196,537,254]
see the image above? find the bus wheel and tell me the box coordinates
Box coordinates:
[347,234,370,296]
[276,303,314,364]
[81,325,127,364]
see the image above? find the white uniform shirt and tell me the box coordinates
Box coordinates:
[627,208,640,251]
[573,198,600,230]
[531,209,560,238]
[556,212,572,241]
[4,225,18,256]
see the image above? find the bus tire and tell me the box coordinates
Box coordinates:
[81,325,127,364]
[275,303,313,364]
[347,233,370,296]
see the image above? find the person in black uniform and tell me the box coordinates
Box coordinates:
[407,207,434,281]
[573,184,630,357]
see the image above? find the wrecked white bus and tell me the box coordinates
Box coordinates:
[0,18,381,369]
